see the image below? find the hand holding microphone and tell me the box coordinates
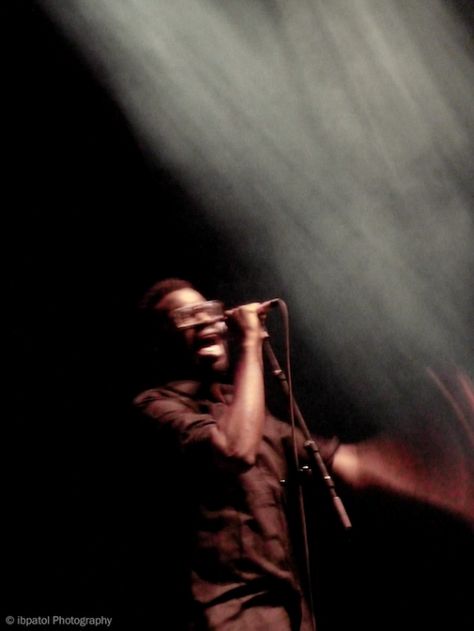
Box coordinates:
[224,299,280,340]
[225,299,279,316]
[225,299,279,320]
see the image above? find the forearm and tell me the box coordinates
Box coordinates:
[332,367,474,525]
[211,334,265,467]
[333,436,474,525]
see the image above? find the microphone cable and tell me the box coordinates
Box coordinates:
[264,299,318,631]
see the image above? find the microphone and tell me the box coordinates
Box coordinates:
[225,298,280,316]
[206,300,281,333]
[257,298,280,315]
[221,300,280,330]
[176,300,281,330]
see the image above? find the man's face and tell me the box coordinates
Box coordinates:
[156,288,229,374]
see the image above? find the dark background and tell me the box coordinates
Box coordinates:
[5,2,473,630]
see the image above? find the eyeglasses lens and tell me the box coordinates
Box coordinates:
[172,301,223,329]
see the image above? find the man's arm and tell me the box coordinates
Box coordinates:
[209,303,266,468]
[331,369,474,525]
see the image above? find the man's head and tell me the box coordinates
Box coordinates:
[140,278,229,378]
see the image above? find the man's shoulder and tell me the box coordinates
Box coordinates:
[133,385,169,408]
[133,380,205,413]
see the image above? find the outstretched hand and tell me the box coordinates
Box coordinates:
[333,368,474,527]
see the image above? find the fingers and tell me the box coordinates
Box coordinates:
[224,302,260,316]
[224,303,266,337]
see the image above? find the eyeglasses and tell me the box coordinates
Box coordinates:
[170,300,225,330]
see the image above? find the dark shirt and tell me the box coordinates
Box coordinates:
[134,380,339,623]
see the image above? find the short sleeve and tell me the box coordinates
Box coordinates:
[133,388,218,458]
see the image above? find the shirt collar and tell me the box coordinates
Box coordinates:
[165,380,230,403]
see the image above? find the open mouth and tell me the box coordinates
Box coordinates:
[195,331,222,356]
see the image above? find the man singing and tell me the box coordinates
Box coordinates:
[133,278,474,631]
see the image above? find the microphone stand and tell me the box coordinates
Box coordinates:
[263,336,352,530]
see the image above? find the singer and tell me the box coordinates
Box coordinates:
[134,277,339,630]
[133,278,474,631]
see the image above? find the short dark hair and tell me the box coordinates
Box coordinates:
[135,278,196,385]
[138,278,193,312]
